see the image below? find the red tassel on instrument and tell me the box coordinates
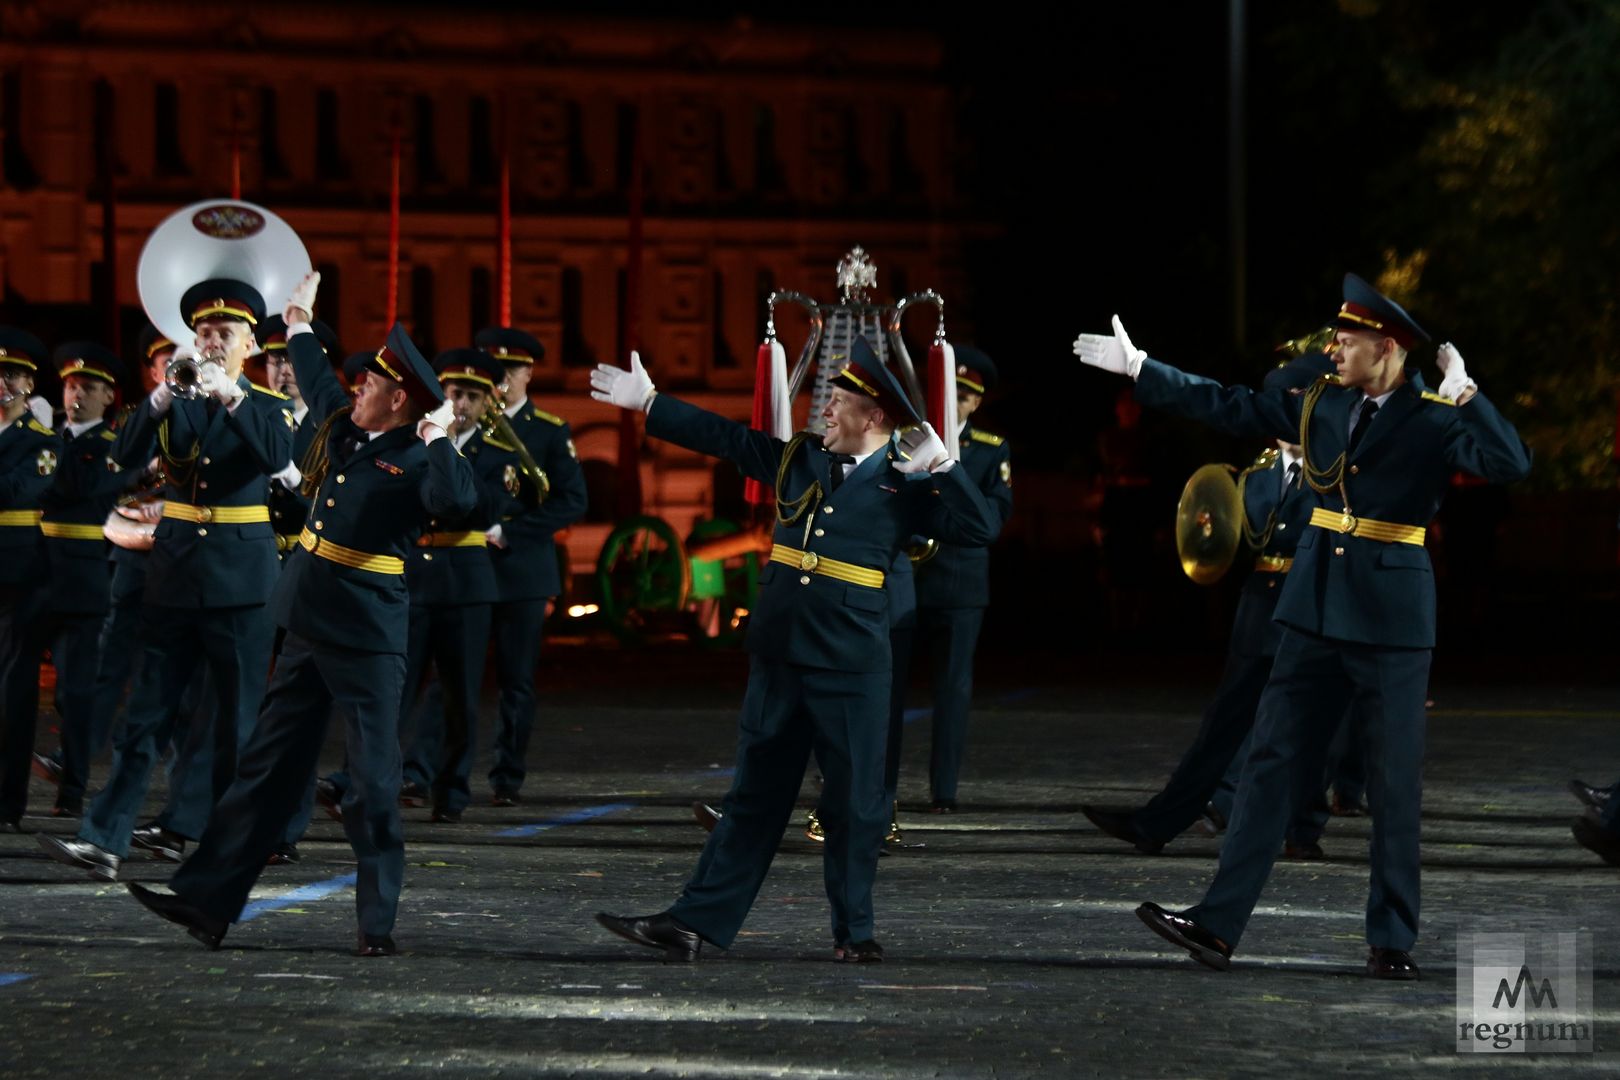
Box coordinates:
[745,341,776,508]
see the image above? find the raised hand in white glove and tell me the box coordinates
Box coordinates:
[589,351,656,412]
[485,524,507,549]
[271,460,303,489]
[284,271,321,327]
[197,361,244,408]
[1072,314,1147,379]
[26,395,53,429]
[894,422,949,475]
[418,398,455,443]
[1435,342,1476,403]
[148,380,174,415]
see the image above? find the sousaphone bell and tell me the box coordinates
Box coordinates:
[1175,463,1243,585]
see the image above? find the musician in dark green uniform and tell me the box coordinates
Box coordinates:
[1076,274,1532,979]
[474,326,588,806]
[40,280,291,879]
[902,346,1013,813]
[0,328,57,831]
[123,272,477,955]
[397,348,522,823]
[591,339,999,962]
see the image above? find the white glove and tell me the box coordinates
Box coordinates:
[418,398,454,443]
[1435,342,1476,402]
[284,271,320,326]
[148,380,174,416]
[485,524,507,549]
[1072,314,1147,379]
[589,351,656,412]
[197,361,244,407]
[271,460,302,489]
[26,395,53,429]
[894,422,949,475]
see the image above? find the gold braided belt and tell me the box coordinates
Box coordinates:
[1253,555,1294,573]
[0,509,44,527]
[162,501,271,524]
[297,527,405,575]
[416,531,487,548]
[768,543,885,589]
[40,521,107,540]
[1309,507,1426,546]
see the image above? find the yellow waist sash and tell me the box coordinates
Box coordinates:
[0,509,44,527]
[1309,507,1426,546]
[40,521,107,540]
[417,531,487,548]
[768,543,885,589]
[297,527,405,575]
[162,501,271,524]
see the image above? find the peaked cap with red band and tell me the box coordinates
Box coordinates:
[1335,272,1430,349]
[828,335,923,427]
[361,323,443,410]
[433,346,505,393]
[179,278,266,330]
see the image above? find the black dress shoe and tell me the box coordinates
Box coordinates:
[1367,946,1421,980]
[130,823,187,863]
[1136,901,1232,971]
[692,801,721,832]
[490,789,520,808]
[595,911,704,962]
[266,843,300,866]
[1203,801,1227,831]
[355,934,397,957]
[52,798,82,818]
[1331,792,1369,817]
[31,752,63,786]
[1082,804,1163,854]
[1568,779,1612,811]
[430,808,462,824]
[929,799,957,814]
[126,882,226,949]
[37,834,120,880]
[833,939,884,963]
[1571,810,1620,866]
[399,781,429,807]
[0,819,23,834]
[1283,840,1325,860]
[314,778,344,822]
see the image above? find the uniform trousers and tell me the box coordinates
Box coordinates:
[487,596,550,794]
[171,633,407,939]
[917,606,985,803]
[78,605,271,857]
[400,602,492,815]
[1189,627,1429,950]
[670,659,889,948]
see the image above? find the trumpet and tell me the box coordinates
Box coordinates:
[165,345,219,400]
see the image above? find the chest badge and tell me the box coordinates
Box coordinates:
[37,449,57,475]
[373,459,404,476]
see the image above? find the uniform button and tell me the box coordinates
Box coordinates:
[799,575,811,585]
[1334,546,1345,556]
[336,475,346,484]
[822,506,834,514]
[201,456,211,466]
[1268,580,1277,589]
[197,527,207,537]
[314,521,324,531]
[273,510,283,520]
[814,528,825,537]
[198,481,208,489]
[1277,522,1286,530]
[325,498,335,507]
[1350,465,1360,475]
[423,553,433,562]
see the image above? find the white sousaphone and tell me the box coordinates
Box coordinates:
[109,200,312,548]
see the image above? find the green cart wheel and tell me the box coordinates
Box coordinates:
[595,515,692,645]
[685,517,762,649]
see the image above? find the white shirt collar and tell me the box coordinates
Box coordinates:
[452,427,478,452]
[291,402,308,426]
[504,399,524,419]
[66,418,101,438]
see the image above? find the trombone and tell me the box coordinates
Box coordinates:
[479,383,549,502]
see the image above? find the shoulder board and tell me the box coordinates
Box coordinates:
[1419,390,1457,407]
[968,429,1004,447]
[1249,447,1279,470]
[100,428,118,441]
[249,381,290,400]
[26,418,53,435]
[531,409,565,426]
[481,431,519,452]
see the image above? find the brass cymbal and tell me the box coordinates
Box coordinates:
[1176,463,1242,585]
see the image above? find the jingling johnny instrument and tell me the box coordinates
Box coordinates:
[1175,463,1244,585]
[137,199,312,396]
[750,247,959,561]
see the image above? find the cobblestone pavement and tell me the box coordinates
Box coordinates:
[2,647,1615,1077]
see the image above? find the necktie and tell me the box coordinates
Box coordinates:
[1284,461,1301,491]
[335,430,361,463]
[826,453,854,492]
[1348,399,1379,452]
